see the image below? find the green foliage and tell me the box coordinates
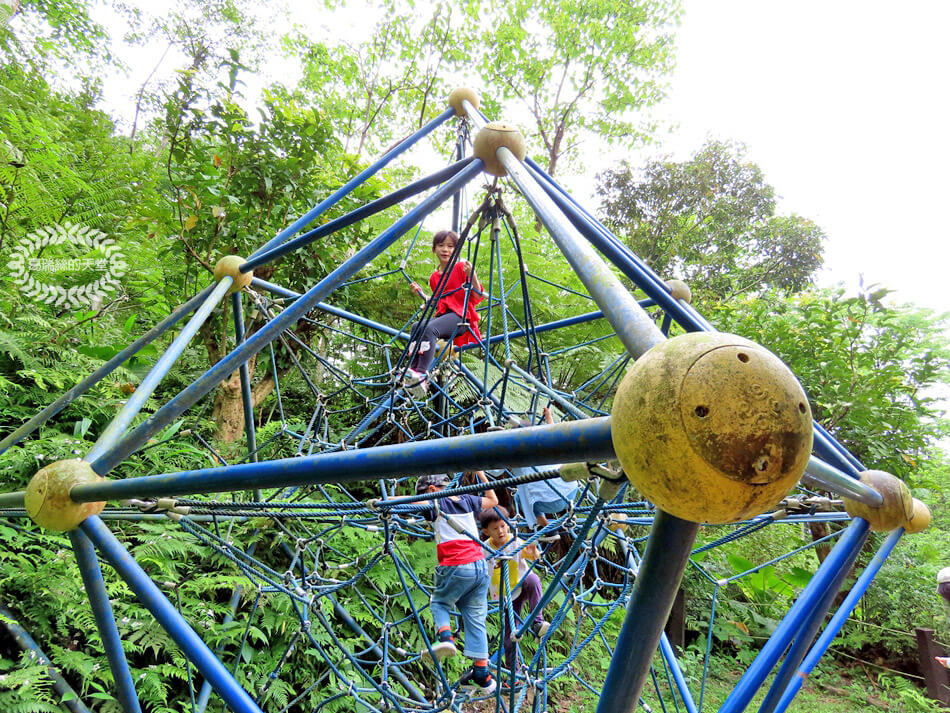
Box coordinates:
[597,140,826,301]
[475,0,680,175]
[710,286,949,479]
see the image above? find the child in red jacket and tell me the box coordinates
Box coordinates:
[405,230,483,395]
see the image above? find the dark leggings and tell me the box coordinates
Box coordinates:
[408,311,464,373]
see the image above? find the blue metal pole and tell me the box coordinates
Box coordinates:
[0,603,94,713]
[89,160,483,475]
[71,417,613,502]
[244,157,474,271]
[659,632,698,713]
[718,518,871,713]
[812,422,865,475]
[459,309,606,352]
[68,530,143,713]
[79,516,264,713]
[250,278,408,340]
[771,528,903,713]
[231,293,259,477]
[0,284,216,456]
[249,107,454,260]
[527,162,702,334]
[758,518,871,713]
[503,359,589,420]
[597,511,700,713]
[480,141,664,361]
[84,279,232,464]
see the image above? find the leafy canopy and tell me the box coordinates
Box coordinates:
[597,140,826,301]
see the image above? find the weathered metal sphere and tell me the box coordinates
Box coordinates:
[843,470,914,531]
[448,88,480,117]
[905,498,931,534]
[213,255,253,294]
[472,122,526,177]
[611,332,813,524]
[25,459,106,532]
[665,279,692,304]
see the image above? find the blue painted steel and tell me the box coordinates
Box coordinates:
[69,530,143,713]
[658,632,698,713]
[90,161,483,475]
[231,293,258,461]
[504,360,589,420]
[528,161,702,334]
[244,157,474,270]
[0,490,25,507]
[534,158,875,489]
[79,516,264,713]
[805,456,881,506]
[495,147,666,360]
[718,518,871,713]
[250,278,407,339]
[249,106,454,260]
[460,309,606,352]
[0,602,94,713]
[0,284,216,456]
[72,417,613,502]
[597,511,700,713]
[85,279,232,464]
[771,528,903,713]
[812,422,864,475]
[758,517,870,713]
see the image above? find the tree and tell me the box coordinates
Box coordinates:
[474,0,679,176]
[596,140,826,301]
[709,285,950,481]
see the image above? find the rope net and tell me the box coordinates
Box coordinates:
[1,112,873,713]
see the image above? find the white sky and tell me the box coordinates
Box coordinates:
[646,0,950,314]
[95,0,950,318]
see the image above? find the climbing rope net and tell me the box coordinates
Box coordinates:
[0,91,921,713]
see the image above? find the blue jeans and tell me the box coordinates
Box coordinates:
[430,559,489,659]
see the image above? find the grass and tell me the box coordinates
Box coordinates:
[540,654,944,712]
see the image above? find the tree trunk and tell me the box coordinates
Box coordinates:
[211,369,246,443]
[808,521,832,563]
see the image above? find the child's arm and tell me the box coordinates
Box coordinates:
[523,542,539,560]
[474,470,498,510]
[409,281,428,303]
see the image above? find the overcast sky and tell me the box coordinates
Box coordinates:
[96,0,949,317]
[648,0,949,314]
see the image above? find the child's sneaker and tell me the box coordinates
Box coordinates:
[531,620,550,638]
[403,368,428,397]
[460,669,496,696]
[421,639,457,662]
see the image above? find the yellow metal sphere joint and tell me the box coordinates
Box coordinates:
[905,498,931,534]
[25,459,106,532]
[213,255,253,294]
[472,122,526,177]
[611,332,813,524]
[448,88,480,117]
[842,470,914,532]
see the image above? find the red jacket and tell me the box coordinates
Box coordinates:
[429,262,484,346]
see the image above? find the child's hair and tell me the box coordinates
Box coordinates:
[479,505,510,528]
[431,229,460,250]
